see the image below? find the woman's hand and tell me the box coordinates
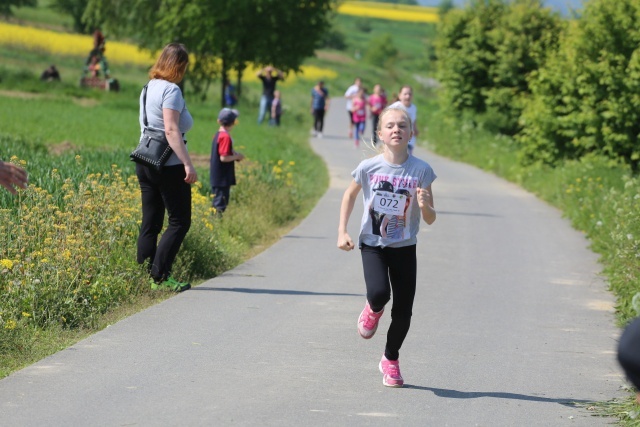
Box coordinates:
[183,163,197,184]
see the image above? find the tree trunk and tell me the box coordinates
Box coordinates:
[221,59,228,109]
[236,63,246,99]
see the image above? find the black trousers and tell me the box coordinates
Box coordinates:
[619,316,640,390]
[136,164,191,281]
[313,109,325,132]
[211,186,230,213]
[371,113,380,143]
[361,243,417,361]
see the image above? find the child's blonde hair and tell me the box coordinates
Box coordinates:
[362,102,413,155]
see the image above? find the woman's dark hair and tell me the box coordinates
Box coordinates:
[149,43,189,83]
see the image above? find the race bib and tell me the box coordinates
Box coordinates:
[373,191,406,216]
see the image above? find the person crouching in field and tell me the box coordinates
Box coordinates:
[210,108,244,215]
[337,103,437,388]
[0,160,28,194]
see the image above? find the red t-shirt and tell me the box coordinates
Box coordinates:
[217,131,233,156]
[352,98,366,123]
[368,94,387,115]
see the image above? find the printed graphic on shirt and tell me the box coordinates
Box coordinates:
[366,173,419,240]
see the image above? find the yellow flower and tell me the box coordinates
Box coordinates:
[0,259,13,270]
[4,319,17,330]
[21,312,31,318]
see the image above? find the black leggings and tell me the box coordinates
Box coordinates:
[136,164,191,281]
[313,109,325,132]
[361,243,417,361]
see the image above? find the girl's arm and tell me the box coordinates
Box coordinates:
[337,180,362,251]
[163,108,197,184]
[417,185,436,225]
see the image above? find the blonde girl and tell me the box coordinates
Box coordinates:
[337,103,436,387]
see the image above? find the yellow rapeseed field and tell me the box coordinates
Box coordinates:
[0,22,336,81]
[337,1,439,23]
[0,22,156,66]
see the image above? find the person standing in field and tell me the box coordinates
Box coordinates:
[368,84,387,144]
[344,77,362,138]
[256,66,284,125]
[337,103,437,388]
[311,80,330,138]
[135,42,196,293]
[398,85,418,155]
[270,90,283,126]
[210,108,244,214]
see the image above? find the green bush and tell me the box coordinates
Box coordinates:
[435,0,562,135]
[365,33,398,69]
[517,0,640,169]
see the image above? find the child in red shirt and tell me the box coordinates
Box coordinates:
[368,84,387,143]
[210,108,244,214]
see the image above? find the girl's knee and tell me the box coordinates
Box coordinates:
[368,290,390,309]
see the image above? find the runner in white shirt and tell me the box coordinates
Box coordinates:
[344,77,362,139]
[398,85,418,155]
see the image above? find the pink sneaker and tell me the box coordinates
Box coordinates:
[357,301,384,339]
[379,355,404,388]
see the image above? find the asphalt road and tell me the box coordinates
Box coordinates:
[0,98,625,426]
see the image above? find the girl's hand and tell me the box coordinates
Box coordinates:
[417,187,431,208]
[337,232,355,251]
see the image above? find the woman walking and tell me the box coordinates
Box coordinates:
[311,80,329,137]
[135,42,197,292]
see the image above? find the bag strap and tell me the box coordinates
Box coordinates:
[142,84,149,127]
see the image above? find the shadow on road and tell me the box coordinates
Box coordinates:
[404,385,592,406]
[192,286,364,297]
[437,210,501,218]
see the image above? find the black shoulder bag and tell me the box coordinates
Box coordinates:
[130,84,173,171]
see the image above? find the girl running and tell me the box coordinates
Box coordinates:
[351,88,367,148]
[337,103,436,388]
[398,85,418,155]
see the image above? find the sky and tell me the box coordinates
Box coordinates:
[416,0,584,15]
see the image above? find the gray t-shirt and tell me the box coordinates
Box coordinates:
[139,79,193,166]
[352,154,436,248]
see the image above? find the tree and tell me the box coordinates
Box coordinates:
[517,0,640,168]
[0,0,36,16]
[438,0,454,17]
[49,0,89,33]
[484,0,563,134]
[365,33,398,70]
[84,0,336,105]
[434,0,562,135]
